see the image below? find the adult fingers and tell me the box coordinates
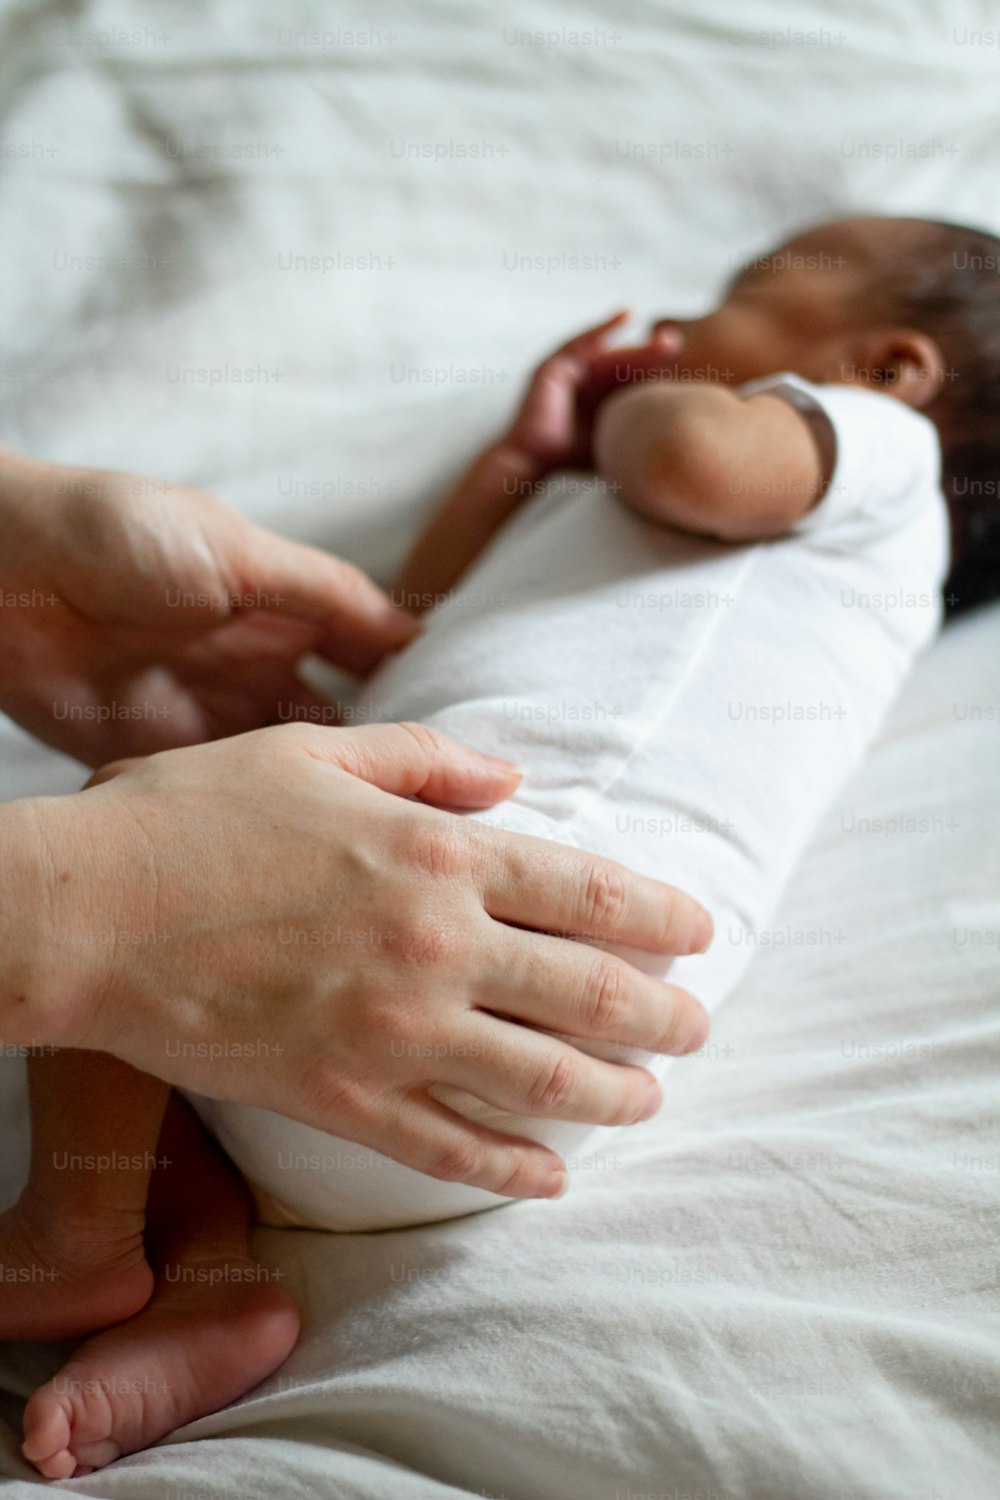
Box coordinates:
[238,526,419,673]
[368,1091,569,1199]
[438,1008,666,1125]
[477,926,709,1058]
[289,721,524,809]
[475,826,713,956]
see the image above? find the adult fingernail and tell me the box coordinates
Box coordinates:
[688,908,714,954]
[543,1170,570,1199]
[481,753,526,777]
[638,1084,662,1121]
[679,1003,711,1055]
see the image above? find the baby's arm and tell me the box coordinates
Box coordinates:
[394,440,544,613]
[593,383,833,542]
[395,325,829,606]
[395,314,681,609]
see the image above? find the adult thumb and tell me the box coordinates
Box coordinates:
[294,721,524,810]
[238,526,420,674]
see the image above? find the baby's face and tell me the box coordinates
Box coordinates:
[651,217,924,390]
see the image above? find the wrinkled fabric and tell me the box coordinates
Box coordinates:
[1,0,998,1495]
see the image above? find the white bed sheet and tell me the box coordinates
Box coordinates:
[1,0,998,1495]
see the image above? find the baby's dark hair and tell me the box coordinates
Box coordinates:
[866,218,1000,614]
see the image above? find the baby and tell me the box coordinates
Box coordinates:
[4,214,999,1479]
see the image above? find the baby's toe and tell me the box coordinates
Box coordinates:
[69,1435,123,1470]
[22,1389,72,1465]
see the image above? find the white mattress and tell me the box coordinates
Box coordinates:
[1,1,999,1495]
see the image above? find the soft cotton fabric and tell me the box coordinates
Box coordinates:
[2,2,998,1494]
[193,374,950,1231]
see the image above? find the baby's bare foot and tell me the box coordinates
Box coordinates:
[22,1246,299,1480]
[0,1189,152,1341]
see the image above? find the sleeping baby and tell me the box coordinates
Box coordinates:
[5,213,999,1478]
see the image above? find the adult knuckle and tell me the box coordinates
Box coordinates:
[83,757,140,789]
[579,860,628,933]
[406,823,472,881]
[394,921,455,969]
[426,1139,486,1184]
[396,720,448,760]
[300,1059,371,1124]
[272,720,316,754]
[358,998,407,1045]
[527,1052,580,1115]
[586,957,627,1033]
[491,1153,533,1198]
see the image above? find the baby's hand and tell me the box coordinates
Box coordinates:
[504,313,681,475]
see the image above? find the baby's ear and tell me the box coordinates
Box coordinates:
[838,329,948,409]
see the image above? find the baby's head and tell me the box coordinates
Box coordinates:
[653,215,1000,609]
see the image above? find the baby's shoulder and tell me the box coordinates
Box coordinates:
[745,373,945,552]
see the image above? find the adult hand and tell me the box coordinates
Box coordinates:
[0,445,418,765]
[504,312,683,476]
[6,724,712,1199]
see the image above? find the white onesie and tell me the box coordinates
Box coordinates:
[191,374,950,1231]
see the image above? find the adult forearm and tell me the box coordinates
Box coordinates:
[0,797,86,1049]
[0,446,46,708]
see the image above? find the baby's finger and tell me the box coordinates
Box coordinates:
[580,337,686,412]
[370,1093,569,1199]
[556,309,630,358]
[601,334,683,367]
[588,336,683,383]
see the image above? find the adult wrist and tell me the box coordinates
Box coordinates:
[0,449,64,712]
[0,798,67,1048]
[0,792,121,1051]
